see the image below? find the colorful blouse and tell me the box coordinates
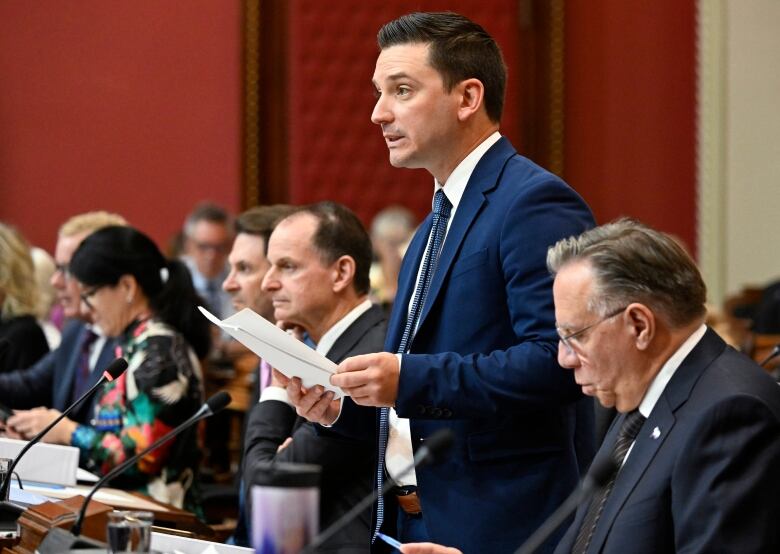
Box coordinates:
[71,317,204,509]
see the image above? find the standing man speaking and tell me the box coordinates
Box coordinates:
[286,12,595,552]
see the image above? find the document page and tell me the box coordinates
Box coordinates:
[199,306,343,399]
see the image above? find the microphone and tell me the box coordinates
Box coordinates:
[303,428,454,553]
[513,456,617,554]
[68,391,231,537]
[759,344,780,368]
[0,357,128,501]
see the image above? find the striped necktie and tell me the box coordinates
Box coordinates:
[374,189,452,541]
[572,409,646,554]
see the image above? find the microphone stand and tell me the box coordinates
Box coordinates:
[0,358,128,531]
[513,457,617,554]
[303,428,454,553]
[36,392,231,553]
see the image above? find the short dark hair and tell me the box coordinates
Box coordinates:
[378,12,507,123]
[235,204,295,254]
[184,202,231,237]
[287,202,373,296]
[547,218,707,328]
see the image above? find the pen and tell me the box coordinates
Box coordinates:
[376,532,403,551]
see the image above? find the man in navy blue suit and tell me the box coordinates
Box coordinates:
[0,212,125,435]
[282,12,595,553]
[399,219,780,554]
[547,219,780,553]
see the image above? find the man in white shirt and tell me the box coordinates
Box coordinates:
[547,218,780,554]
[243,202,387,553]
[401,218,780,554]
[282,11,595,553]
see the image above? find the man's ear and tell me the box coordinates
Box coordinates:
[456,78,485,122]
[332,255,357,293]
[626,303,656,350]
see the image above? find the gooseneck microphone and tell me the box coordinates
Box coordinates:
[513,456,617,554]
[69,390,231,537]
[303,428,455,553]
[0,357,128,501]
[759,344,780,369]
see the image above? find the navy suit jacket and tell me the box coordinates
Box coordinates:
[0,319,115,424]
[350,137,594,553]
[555,328,780,553]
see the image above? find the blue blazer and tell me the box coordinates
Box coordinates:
[382,137,594,553]
[0,320,116,424]
[554,329,780,554]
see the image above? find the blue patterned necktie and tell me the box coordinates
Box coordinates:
[374,189,452,540]
[572,409,646,554]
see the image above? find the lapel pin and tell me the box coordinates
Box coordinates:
[651,427,661,439]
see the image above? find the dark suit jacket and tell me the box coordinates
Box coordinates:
[243,304,386,553]
[0,319,115,424]
[0,314,49,373]
[334,137,595,553]
[555,328,780,554]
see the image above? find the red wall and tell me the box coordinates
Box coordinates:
[0,0,243,253]
[0,2,697,255]
[287,0,524,225]
[564,0,697,251]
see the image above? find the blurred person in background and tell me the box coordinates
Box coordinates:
[7,226,209,511]
[0,222,49,372]
[182,202,234,320]
[369,205,417,309]
[30,246,62,349]
[0,212,126,424]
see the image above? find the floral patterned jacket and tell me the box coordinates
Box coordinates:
[71,318,204,510]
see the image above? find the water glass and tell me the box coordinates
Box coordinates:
[106,510,153,553]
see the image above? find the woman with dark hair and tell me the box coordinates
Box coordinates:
[7,226,209,510]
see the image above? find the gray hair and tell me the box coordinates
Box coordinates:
[183,202,232,238]
[547,218,706,328]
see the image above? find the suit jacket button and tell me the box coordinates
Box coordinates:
[442,409,452,418]
[432,408,443,418]
[417,405,427,416]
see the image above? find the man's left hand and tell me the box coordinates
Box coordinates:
[332,352,399,407]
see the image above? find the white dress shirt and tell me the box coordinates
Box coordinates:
[387,132,502,486]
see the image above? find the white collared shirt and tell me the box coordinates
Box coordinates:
[622,323,707,465]
[388,132,502,487]
[260,299,374,405]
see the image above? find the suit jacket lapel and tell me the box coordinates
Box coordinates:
[414,138,516,336]
[384,222,430,352]
[326,305,385,364]
[55,324,89,411]
[589,400,676,553]
[589,328,727,552]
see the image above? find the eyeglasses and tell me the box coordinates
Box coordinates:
[79,285,105,310]
[557,305,628,354]
[54,263,71,279]
[193,240,229,255]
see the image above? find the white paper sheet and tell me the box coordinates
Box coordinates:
[199,306,343,399]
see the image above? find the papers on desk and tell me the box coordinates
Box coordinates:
[198,306,344,399]
[151,532,253,553]
[0,437,79,486]
[21,482,164,511]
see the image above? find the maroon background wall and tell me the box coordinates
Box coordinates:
[287,0,524,225]
[564,0,697,251]
[0,0,242,253]
[0,1,696,255]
